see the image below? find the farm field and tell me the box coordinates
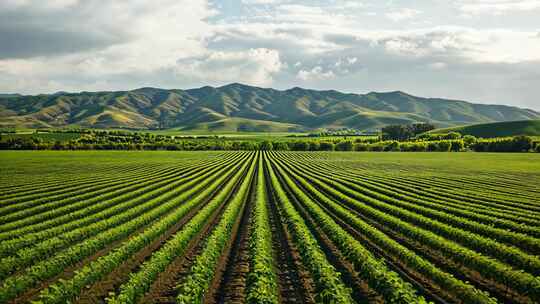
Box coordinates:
[0,151,539,304]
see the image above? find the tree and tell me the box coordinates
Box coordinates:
[382,123,435,141]
[369,143,385,151]
[290,141,309,151]
[319,141,334,151]
[446,132,462,140]
[438,141,452,152]
[260,141,273,151]
[245,141,259,150]
[335,141,353,151]
[450,140,464,152]
[427,141,439,152]
[382,125,410,141]
[308,141,320,151]
[512,136,533,152]
[384,141,400,152]
[272,141,289,151]
[354,143,369,151]
[411,123,436,135]
[463,135,477,147]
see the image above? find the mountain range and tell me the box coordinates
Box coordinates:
[1,83,538,132]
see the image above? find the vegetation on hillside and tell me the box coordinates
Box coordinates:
[1,84,538,130]
[382,123,436,141]
[431,120,540,138]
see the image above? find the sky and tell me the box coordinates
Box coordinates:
[0,0,539,110]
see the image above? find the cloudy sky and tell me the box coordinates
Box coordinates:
[1,0,539,109]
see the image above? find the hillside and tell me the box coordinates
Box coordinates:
[431,120,540,138]
[1,83,538,131]
[0,94,21,98]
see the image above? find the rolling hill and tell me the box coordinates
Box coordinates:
[431,120,540,138]
[1,83,538,131]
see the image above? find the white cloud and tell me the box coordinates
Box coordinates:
[334,57,358,68]
[384,39,426,57]
[385,8,422,22]
[456,0,540,15]
[242,4,354,27]
[333,1,364,9]
[297,66,336,81]
[277,4,331,24]
[369,27,540,63]
[242,0,285,4]
[1,0,540,109]
[0,0,221,93]
[213,19,540,66]
[428,62,448,70]
[175,48,283,86]
[0,0,79,10]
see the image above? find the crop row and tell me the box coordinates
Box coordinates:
[1,151,538,304]
[0,153,251,302]
[0,153,242,260]
[272,152,540,302]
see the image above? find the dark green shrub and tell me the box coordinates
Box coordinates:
[450,140,465,152]
[384,141,400,152]
[463,135,477,146]
[290,141,309,151]
[354,143,369,151]
[411,142,427,152]
[260,141,273,151]
[446,132,462,140]
[319,142,335,151]
[335,141,353,151]
[308,141,320,151]
[427,142,439,152]
[512,136,533,152]
[438,141,452,152]
[369,143,385,151]
[272,142,289,151]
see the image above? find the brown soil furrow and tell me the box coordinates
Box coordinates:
[264,163,316,304]
[313,196,453,304]
[212,164,257,304]
[138,195,229,304]
[312,182,531,304]
[274,164,382,304]
[11,165,235,304]
[74,191,220,303]
[347,212,531,304]
[273,158,457,303]
[140,162,252,304]
[11,210,167,304]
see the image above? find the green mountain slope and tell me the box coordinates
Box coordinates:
[1,83,538,131]
[180,117,303,132]
[431,120,540,138]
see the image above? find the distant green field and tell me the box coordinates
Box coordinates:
[149,129,307,138]
[0,128,377,143]
[178,117,307,133]
[432,120,540,138]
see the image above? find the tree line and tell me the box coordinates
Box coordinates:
[1,134,538,153]
[1,127,538,152]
